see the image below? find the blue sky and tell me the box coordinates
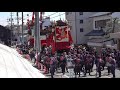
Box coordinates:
[0,12,65,26]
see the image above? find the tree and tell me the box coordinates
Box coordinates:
[105,17,120,44]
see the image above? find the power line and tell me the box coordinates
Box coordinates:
[23,12,58,21]
[43,12,58,17]
[50,13,65,19]
[6,12,65,26]
[15,12,64,22]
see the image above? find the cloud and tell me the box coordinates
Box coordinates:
[0,21,7,26]
[0,12,65,26]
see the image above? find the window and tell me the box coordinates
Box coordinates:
[79,12,83,15]
[66,12,69,15]
[80,20,83,24]
[80,28,83,32]
[95,19,110,28]
[114,39,117,44]
[66,12,72,15]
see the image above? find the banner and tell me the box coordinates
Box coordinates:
[55,26,69,42]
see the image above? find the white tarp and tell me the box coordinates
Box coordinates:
[87,42,103,47]
[111,12,120,18]
[110,32,120,38]
[0,43,46,78]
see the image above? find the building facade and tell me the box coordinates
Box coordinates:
[110,12,120,50]
[65,12,97,44]
[86,12,117,50]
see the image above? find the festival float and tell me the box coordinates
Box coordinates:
[27,12,73,54]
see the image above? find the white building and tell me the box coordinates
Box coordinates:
[65,12,97,44]
[85,12,116,50]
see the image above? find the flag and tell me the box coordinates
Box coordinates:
[68,27,73,44]
[27,19,30,31]
[31,12,35,26]
[40,12,43,30]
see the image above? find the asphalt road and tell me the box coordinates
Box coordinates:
[42,65,120,78]
[26,56,120,78]
[35,64,120,78]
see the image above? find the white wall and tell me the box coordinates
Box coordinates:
[105,40,112,45]
[65,12,76,44]
[76,12,97,44]
[87,42,102,46]
[65,12,97,44]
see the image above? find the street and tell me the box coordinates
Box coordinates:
[2,12,120,78]
[46,66,120,78]
[28,59,120,78]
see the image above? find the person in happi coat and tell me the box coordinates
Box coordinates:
[63,52,68,72]
[84,55,92,76]
[110,56,116,78]
[53,54,58,72]
[60,55,67,75]
[50,56,56,78]
[97,56,102,77]
[106,55,112,75]
[116,51,120,69]
[75,58,81,77]
[44,55,51,73]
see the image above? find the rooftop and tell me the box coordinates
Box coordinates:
[88,38,112,43]
[89,12,112,18]
[85,30,105,36]
[111,12,120,18]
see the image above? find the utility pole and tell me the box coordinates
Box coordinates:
[59,12,61,20]
[34,12,37,50]
[35,12,40,52]
[40,12,42,51]
[75,12,77,45]
[22,12,24,45]
[7,18,9,25]
[16,12,20,44]
[10,12,13,46]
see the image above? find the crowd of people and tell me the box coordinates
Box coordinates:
[16,44,120,78]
